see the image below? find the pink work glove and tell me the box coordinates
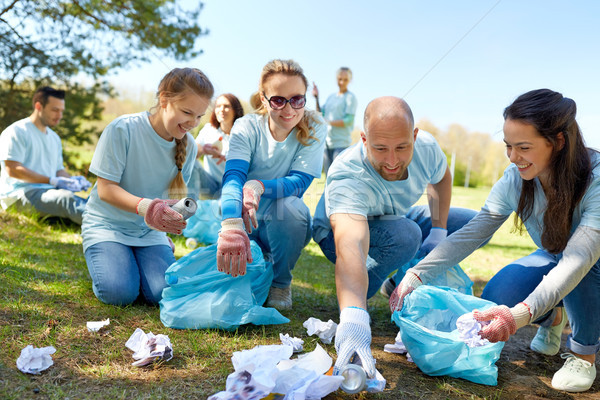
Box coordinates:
[389,270,422,313]
[241,180,265,233]
[473,303,531,342]
[217,218,252,277]
[137,198,186,235]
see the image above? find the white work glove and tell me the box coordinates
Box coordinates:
[416,227,447,258]
[49,176,80,192]
[389,270,422,313]
[333,307,377,378]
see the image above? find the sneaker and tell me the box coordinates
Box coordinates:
[266,286,292,310]
[530,307,567,355]
[551,353,596,392]
[379,277,396,299]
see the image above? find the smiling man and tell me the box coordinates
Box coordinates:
[312,96,477,378]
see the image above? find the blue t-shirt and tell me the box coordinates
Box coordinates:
[312,131,447,242]
[483,150,600,250]
[81,112,197,251]
[224,113,327,217]
[195,123,230,184]
[321,91,357,148]
[0,118,64,208]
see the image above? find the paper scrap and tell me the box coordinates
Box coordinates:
[384,331,413,362]
[16,345,56,374]
[125,328,173,367]
[86,318,110,332]
[456,312,490,347]
[279,333,304,353]
[303,317,337,344]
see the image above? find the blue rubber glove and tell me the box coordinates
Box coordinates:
[49,176,80,192]
[72,175,92,191]
[333,307,376,378]
[416,227,447,258]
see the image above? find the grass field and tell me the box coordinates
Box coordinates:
[0,183,538,399]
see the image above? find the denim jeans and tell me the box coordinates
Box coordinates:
[482,248,600,355]
[84,241,174,306]
[249,196,312,288]
[20,187,87,224]
[317,204,478,298]
[323,147,347,176]
[188,160,222,200]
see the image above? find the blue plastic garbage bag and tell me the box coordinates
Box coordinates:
[182,199,221,244]
[395,257,473,295]
[160,241,289,330]
[392,286,504,386]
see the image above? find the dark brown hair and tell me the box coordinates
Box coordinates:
[32,86,65,108]
[208,93,244,130]
[504,89,593,253]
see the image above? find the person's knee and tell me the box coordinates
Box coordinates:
[93,281,139,306]
[371,217,421,254]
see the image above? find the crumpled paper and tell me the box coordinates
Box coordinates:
[125,328,173,367]
[16,345,56,374]
[280,333,304,353]
[456,312,490,347]
[383,331,413,362]
[86,318,110,332]
[303,317,337,344]
[208,344,344,400]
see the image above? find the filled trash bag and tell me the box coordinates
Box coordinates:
[181,199,221,245]
[392,286,504,386]
[395,257,473,295]
[160,241,289,330]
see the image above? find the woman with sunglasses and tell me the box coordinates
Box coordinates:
[390,89,600,392]
[215,59,326,310]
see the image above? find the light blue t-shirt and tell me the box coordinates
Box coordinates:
[226,113,327,214]
[312,131,447,242]
[195,123,230,184]
[81,112,197,251]
[483,151,600,250]
[0,118,64,208]
[322,91,357,148]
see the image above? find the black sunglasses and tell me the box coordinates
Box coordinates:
[263,92,306,110]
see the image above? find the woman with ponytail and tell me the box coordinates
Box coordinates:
[81,68,213,306]
[390,89,600,392]
[217,59,326,310]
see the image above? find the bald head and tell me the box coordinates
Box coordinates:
[363,96,414,136]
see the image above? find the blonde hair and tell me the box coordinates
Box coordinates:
[257,59,320,146]
[153,68,214,198]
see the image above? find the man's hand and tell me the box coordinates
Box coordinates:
[416,227,447,258]
[333,307,376,378]
[241,180,264,233]
[49,176,80,192]
[72,175,92,191]
[473,303,531,342]
[137,198,186,235]
[389,270,422,313]
[216,218,252,277]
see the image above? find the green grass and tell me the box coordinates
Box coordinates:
[0,183,538,400]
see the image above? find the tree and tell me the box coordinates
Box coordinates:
[0,0,207,169]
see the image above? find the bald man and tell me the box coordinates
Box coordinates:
[312,96,477,377]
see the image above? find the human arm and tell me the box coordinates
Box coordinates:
[4,160,65,184]
[417,167,453,257]
[260,170,314,199]
[312,82,321,112]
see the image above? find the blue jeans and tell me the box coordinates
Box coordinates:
[84,241,174,306]
[249,196,312,288]
[317,204,478,298]
[323,147,347,176]
[189,160,222,199]
[20,187,87,224]
[482,249,600,355]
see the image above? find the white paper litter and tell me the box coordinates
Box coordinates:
[86,318,110,332]
[16,345,56,374]
[280,333,304,352]
[208,344,344,400]
[383,331,413,362]
[125,328,173,367]
[302,317,337,344]
[456,312,490,347]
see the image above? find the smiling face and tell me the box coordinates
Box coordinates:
[362,113,418,181]
[503,118,556,188]
[214,95,234,126]
[261,73,306,139]
[154,91,210,141]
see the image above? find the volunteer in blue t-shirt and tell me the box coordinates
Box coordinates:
[81,68,213,306]
[392,89,600,393]
[312,67,358,175]
[312,96,477,378]
[216,59,327,311]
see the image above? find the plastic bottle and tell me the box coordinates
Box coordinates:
[185,238,198,249]
[211,136,223,152]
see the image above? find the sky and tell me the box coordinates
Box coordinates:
[110,0,600,149]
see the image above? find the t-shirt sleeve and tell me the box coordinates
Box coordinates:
[326,178,373,218]
[226,118,254,164]
[0,127,26,163]
[89,120,129,183]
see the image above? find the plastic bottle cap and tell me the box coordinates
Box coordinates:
[340,364,367,394]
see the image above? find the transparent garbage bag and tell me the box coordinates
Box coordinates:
[392,286,504,386]
[160,241,289,330]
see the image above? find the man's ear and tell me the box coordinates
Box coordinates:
[34,101,42,112]
[361,131,367,145]
[413,127,419,141]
